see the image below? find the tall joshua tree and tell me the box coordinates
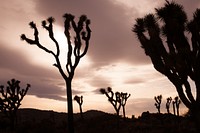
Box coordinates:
[133,1,200,126]
[166,97,172,114]
[21,14,91,133]
[121,92,131,118]
[0,79,30,130]
[74,95,83,119]
[154,95,162,113]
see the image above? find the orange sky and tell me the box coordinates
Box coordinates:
[0,0,199,117]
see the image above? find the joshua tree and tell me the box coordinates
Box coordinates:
[74,95,83,119]
[166,97,172,114]
[154,95,162,113]
[100,87,122,117]
[121,92,131,118]
[173,96,181,116]
[100,87,131,118]
[133,0,200,126]
[0,79,30,130]
[21,14,91,133]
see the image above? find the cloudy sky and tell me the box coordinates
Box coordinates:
[0,0,200,117]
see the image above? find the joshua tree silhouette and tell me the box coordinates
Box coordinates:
[121,92,131,118]
[100,87,131,128]
[166,97,172,114]
[172,96,181,116]
[74,95,83,119]
[100,87,131,118]
[154,95,162,113]
[100,87,122,117]
[21,14,91,133]
[0,79,30,130]
[133,0,200,127]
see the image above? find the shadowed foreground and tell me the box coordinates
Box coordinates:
[0,109,197,133]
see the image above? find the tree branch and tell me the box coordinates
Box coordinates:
[42,17,60,56]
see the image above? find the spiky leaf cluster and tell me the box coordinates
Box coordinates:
[74,95,83,106]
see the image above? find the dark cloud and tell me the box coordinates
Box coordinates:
[87,76,111,89]
[35,94,66,101]
[33,0,148,68]
[124,78,145,85]
[28,79,66,101]
[0,43,59,78]
[0,43,67,101]
[91,87,107,95]
[72,89,85,95]
[0,73,66,101]
[33,0,200,69]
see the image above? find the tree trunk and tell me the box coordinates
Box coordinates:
[194,113,200,131]
[158,108,160,114]
[79,105,83,119]
[116,109,120,129]
[177,107,179,116]
[167,108,170,114]
[9,112,16,131]
[116,109,120,117]
[10,116,15,131]
[122,106,126,118]
[173,103,176,115]
[66,79,74,133]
